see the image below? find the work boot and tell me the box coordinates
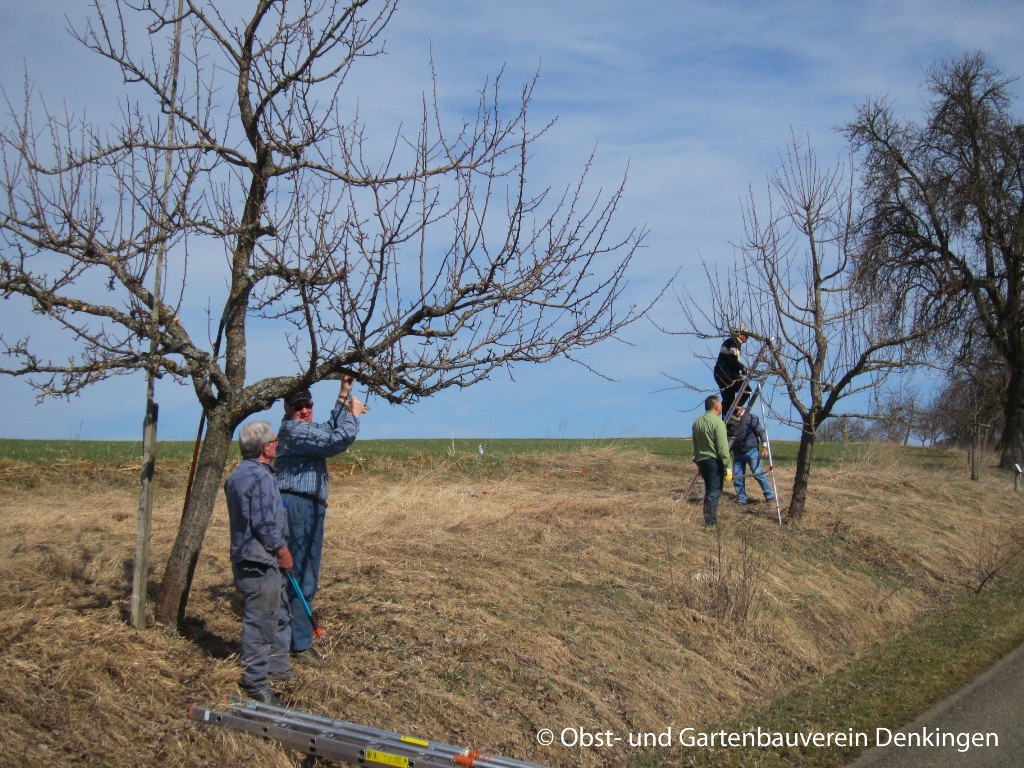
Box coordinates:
[243,688,281,705]
[267,668,293,682]
[291,648,327,666]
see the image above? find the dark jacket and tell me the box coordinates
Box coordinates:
[730,412,767,453]
[224,458,288,566]
[713,335,746,386]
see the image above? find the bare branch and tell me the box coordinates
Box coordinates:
[0,0,665,625]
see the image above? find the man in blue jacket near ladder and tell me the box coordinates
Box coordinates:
[730,405,774,505]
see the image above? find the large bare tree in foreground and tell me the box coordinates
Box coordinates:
[679,138,924,519]
[847,52,1024,469]
[0,1,650,627]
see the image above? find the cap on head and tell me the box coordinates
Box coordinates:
[731,323,750,337]
[284,388,313,407]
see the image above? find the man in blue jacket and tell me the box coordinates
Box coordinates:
[277,377,364,661]
[225,421,293,703]
[730,406,775,505]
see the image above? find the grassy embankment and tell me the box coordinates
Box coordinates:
[0,438,1021,768]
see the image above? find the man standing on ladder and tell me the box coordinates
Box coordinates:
[730,406,775,506]
[714,325,752,420]
[277,376,365,663]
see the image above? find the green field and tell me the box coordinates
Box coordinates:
[0,437,686,463]
[0,436,956,470]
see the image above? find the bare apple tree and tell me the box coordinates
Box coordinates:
[676,137,925,519]
[0,0,652,627]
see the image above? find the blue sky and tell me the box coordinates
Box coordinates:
[2,1,1023,443]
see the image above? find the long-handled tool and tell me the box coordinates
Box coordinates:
[285,570,330,658]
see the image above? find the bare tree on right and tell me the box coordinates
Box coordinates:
[680,137,926,519]
[847,52,1024,469]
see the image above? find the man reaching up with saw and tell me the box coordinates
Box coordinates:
[276,376,365,662]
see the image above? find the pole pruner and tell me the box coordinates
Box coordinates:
[285,570,330,659]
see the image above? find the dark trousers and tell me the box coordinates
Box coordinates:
[696,457,725,525]
[233,561,291,694]
[716,376,750,420]
[283,492,326,652]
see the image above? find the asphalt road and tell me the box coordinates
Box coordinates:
[847,642,1024,767]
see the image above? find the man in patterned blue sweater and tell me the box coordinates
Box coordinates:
[276,376,364,661]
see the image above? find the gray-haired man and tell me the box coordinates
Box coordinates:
[224,420,293,704]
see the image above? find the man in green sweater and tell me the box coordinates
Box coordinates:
[692,395,731,526]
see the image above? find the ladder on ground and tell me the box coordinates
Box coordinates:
[681,344,783,524]
[189,695,551,768]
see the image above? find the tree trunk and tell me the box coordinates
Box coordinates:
[788,422,817,520]
[1000,367,1024,469]
[971,422,991,481]
[154,411,235,628]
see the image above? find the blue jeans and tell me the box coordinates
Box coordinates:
[696,458,724,525]
[232,561,291,693]
[733,447,774,503]
[283,493,326,652]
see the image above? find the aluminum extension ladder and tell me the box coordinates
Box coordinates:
[189,695,551,768]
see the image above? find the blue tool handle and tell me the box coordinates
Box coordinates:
[285,570,314,619]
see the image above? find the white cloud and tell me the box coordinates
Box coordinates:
[2,0,1022,442]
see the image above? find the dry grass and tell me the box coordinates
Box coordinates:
[0,446,1020,767]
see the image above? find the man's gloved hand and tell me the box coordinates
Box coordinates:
[276,546,293,572]
[725,467,733,483]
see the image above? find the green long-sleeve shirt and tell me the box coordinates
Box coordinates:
[692,410,730,464]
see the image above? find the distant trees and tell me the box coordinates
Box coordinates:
[847,52,1024,469]
[818,416,873,445]
[925,343,1005,449]
[816,351,1004,450]
[862,386,921,446]
[818,385,938,446]
[0,1,651,627]
[680,137,925,519]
